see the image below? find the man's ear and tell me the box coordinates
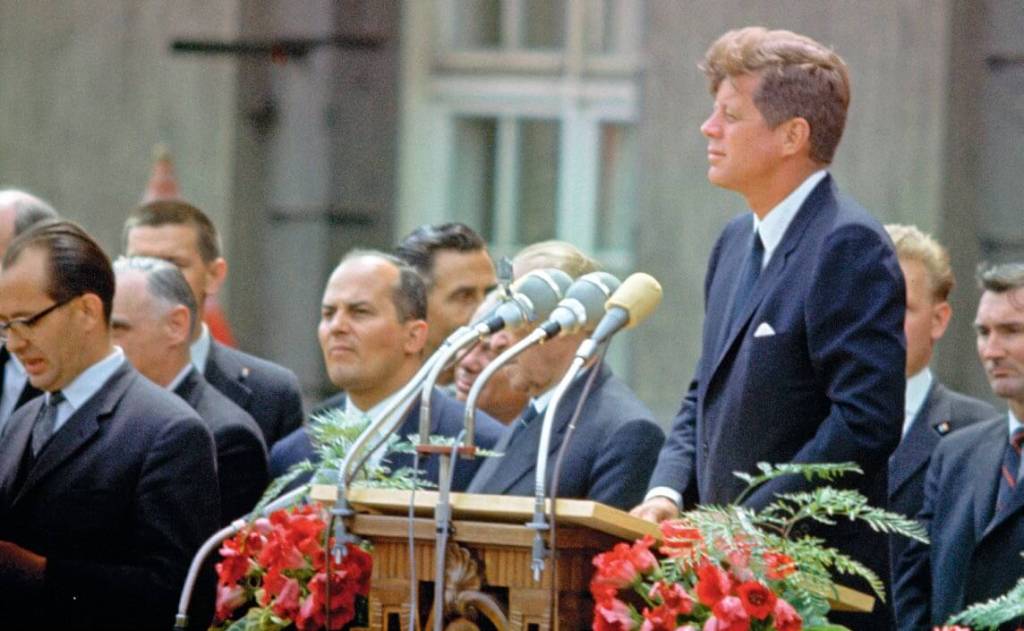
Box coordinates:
[204,257,228,297]
[931,300,953,342]
[403,319,430,356]
[77,293,107,331]
[779,117,812,158]
[165,305,193,347]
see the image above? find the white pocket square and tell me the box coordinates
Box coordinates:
[753,322,776,338]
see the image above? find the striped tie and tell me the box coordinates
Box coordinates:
[995,426,1024,515]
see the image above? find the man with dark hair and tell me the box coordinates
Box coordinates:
[466,242,664,510]
[631,27,905,627]
[884,225,994,576]
[895,262,1024,630]
[0,220,220,628]
[269,250,503,490]
[112,256,269,522]
[124,200,304,448]
[0,190,58,431]
[395,222,497,357]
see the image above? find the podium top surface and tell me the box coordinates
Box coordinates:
[345,487,661,541]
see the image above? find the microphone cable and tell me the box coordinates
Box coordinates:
[546,342,608,626]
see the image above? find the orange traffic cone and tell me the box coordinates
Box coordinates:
[142,144,182,202]
[139,145,237,347]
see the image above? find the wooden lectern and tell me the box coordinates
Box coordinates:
[341,488,873,630]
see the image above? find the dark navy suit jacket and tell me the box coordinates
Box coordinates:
[887,381,994,578]
[0,362,220,629]
[204,340,304,449]
[466,361,664,510]
[269,387,504,492]
[894,415,1024,630]
[647,175,906,625]
[175,366,269,523]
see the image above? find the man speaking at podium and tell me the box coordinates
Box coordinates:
[631,27,905,628]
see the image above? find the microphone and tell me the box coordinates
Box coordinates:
[476,268,573,333]
[537,271,621,339]
[591,273,663,343]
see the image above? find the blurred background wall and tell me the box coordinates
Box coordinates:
[1,0,1021,420]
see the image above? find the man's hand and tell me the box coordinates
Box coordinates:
[629,496,679,523]
[0,541,45,589]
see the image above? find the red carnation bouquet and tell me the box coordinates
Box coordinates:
[590,463,929,631]
[211,504,372,631]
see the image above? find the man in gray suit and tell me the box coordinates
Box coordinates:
[466,241,664,510]
[0,190,57,432]
[123,200,304,448]
[112,255,269,523]
[894,263,1024,629]
[0,220,219,628]
[884,225,995,571]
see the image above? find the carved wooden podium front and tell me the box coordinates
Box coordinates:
[343,489,660,631]
[340,488,873,630]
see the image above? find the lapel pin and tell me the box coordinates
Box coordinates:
[935,421,951,435]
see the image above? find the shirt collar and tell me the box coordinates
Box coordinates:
[167,363,195,392]
[57,347,125,411]
[1010,408,1023,439]
[345,387,407,423]
[7,353,26,376]
[905,367,933,418]
[752,170,827,268]
[190,323,212,373]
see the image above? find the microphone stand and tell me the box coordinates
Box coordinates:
[527,352,587,581]
[462,327,547,428]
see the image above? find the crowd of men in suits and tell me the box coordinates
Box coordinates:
[0,24,1022,631]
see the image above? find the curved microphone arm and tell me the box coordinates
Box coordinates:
[417,324,489,449]
[462,326,548,430]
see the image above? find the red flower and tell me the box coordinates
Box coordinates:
[772,598,802,631]
[591,577,621,608]
[647,580,693,615]
[592,536,657,589]
[932,627,971,631]
[214,583,246,622]
[342,544,374,597]
[735,580,776,620]
[271,577,302,620]
[763,552,797,580]
[707,596,750,631]
[593,597,636,631]
[640,604,680,631]
[215,539,250,585]
[695,560,732,607]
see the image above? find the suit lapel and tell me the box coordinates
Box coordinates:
[484,364,610,495]
[13,364,135,506]
[708,176,833,382]
[889,382,946,495]
[205,342,252,409]
[972,421,1008,540]
[984,424,1024,538]
[0,399,37,502]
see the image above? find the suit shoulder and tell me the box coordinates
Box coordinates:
[935,414,1006,457]
[195,381,265,440]
[212,343,301,390]
[430,387,504,446]
[941,387,998,423]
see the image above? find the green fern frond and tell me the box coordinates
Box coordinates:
[948,577,1024,630]
[251,461,314,515]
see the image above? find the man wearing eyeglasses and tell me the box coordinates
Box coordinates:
[0,190,58,433]
[0,220,220,628]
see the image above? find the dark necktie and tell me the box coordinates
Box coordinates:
[726,228,765,338]
[995,426,1024,515]
[30,391,65,456]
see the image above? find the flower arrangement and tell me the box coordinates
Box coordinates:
[211,503,372,631]
[590,463,928,631]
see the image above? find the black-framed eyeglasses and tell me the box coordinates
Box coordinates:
[0,296,77,343]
